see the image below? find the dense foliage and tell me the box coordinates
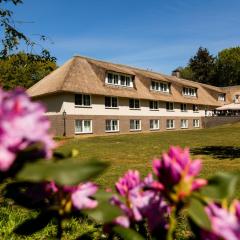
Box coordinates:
[0,52,57,89]
[0,87,240,240]
[179,46,240,87]
[0,0,54,58]
[215,47,240,86]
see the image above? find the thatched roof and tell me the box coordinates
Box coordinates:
[27,55,227,106]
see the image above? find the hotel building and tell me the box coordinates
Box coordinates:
[27,56,240,136]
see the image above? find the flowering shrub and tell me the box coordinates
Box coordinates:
[0,87,239,240]
[201,201,240,240]
[0,88,55,171]
[45,181,99,211]
[153,146,207,202]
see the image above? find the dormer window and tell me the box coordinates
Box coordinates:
[106,72,133,88]
[218,94,226,101]
[234,94,240,103]
[151,80,170,93]
[182,87,197,97]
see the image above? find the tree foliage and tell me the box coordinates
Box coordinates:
[188,47,215,84]
[215,47,240,86]
[179,46,240,86]
[0,52,57,89]
[178,66,194,80]
[0,0,54,59]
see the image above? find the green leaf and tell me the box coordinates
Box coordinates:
[201,172,239,201]
[84,201,121,223]
[17,159,108,186]
[113,226,145,240]
[5,182,48,209]
[83,189,122,223]
[188,198,211,231]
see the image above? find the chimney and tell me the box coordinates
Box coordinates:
[172,68,181,78]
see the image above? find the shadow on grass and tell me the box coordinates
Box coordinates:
[191,146,240,160]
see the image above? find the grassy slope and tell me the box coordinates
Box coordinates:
[1,123,240,239]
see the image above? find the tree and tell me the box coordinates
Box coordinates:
[179,66,194,80]
[0,0,54,59]
[0,52,57,89]
[215,47,240,86]
[188,47,215,84]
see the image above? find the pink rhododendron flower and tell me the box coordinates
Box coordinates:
[0,88,55,171]
[201,201,240,240]
[142,195,170,234]
[115,170,141,196]
[111,170,168,232]
[152,146,207,201]
[71,182,98,210]
[44,181,98,210]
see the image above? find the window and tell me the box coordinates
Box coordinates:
[150,120,160,130]
[149,100,159,110]
[75,94,91,107]
[151,80,170,93]
[130,120,141,131]
[193,119,200,128]
[181,119,188,129]
[193,104,199,112]
[166,119,175,129]
[114,74,119,84]
[129,99,140,109]
[106,72,133,87]
[166,102,174,111]
[183,87,197,97]
[75,120,92,134]
[105,120,119,132]
[218,94,226,101]
[181,103,187,112]
[105,96,118,108]
[234,94,240,103]
[107,73,113,84]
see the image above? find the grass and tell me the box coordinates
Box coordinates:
[1,122,240,239]
[58,122,240,191]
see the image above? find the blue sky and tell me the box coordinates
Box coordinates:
[8,0,240,74]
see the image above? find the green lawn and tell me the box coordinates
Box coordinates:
[58,122,240,190]
[1,122,240,239]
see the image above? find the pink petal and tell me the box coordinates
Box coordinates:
[191,178,207,191]
[0,147,15,171]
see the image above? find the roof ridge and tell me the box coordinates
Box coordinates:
[73,55,222,90]
[74,55,170,77]
[60,57,76,90]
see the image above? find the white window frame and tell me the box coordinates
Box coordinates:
[181,103,188,112]
[193,104,199,112]
[105,120,119,132]
[130,119,141,131]
[150,119,160,130]
[218,94,226,101]
[193,119,200,128]
[106,72,134,88]
[150,80,170,93]
[75,120,92,134]
[129,99,141,110]
[181,119,189,129]
[105,96,119,109]
[182,87,197,97]
[75,94,91,107]
[166,119,175,129]
[166,102,174,111]
[149,100,159,110]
